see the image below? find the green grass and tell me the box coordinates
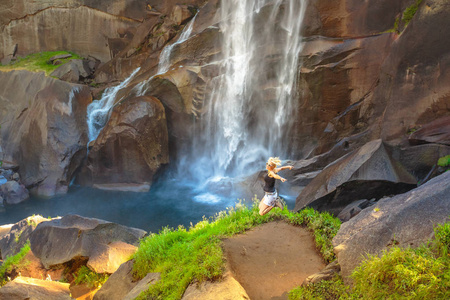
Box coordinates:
[0,51,82,76]
[288,221,450,300]
[73,266,109,289]
[0,241,31,286]
[402,0,423,25]
[132,198,341,300]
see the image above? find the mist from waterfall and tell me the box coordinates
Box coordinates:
[184,0,307,181]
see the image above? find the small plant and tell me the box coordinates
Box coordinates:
[73,266,108,289]
[438,155,450,168]
[373,207,380,212]
[402,0,423,25]
[0,241,31,286]
[289,277,349,300]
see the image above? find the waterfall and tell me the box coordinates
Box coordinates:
[187,0,307,180]
[86,67,140,143]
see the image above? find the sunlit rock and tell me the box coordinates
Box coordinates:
[29,215,146,274]
[0,276,71,300]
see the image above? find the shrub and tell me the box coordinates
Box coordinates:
[402,0,423,25]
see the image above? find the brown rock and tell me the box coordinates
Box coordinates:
[0,1,149,63]
[82,96,169,188]
[302,261,340,286]
[0,276,71,300]
[409,116,450,146]
[93,260,137,300]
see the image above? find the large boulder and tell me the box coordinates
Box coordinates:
[50,59,95,83]
[0,181,29,205]
[29,215,146,274]
[333,171,450,281]
[0,276,71,300]
[81,96,169,190]
[0,215,48,259]
[0,70,91,197]
[295,139,417,215]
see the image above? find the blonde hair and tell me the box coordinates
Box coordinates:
[267,157,281,167]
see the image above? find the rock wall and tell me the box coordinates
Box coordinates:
[0,70,91,197]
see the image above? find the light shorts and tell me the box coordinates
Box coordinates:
[262,190,278,207]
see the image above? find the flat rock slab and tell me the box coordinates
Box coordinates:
[0,276,71,300]
[223,221,325,300]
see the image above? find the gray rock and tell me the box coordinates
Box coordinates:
[11,173,19,181]
[50,59,93,83]
[333,171,450,281]
[302,261,340,286]
[0,276,71,300]
[48,53,72,64]
[295,139,417,216]
[0,215,48,259]
[93,260,138,300]
[123,272,160,300]
[0,181,29,205]
[337,199,372,222]
[29,215,146,273]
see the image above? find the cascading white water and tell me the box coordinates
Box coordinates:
[188,0,307,180]
[86,68,140,143]
[158,15,197,74]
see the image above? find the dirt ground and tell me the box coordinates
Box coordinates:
[223,221,326,300]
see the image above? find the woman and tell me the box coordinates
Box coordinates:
[259,157,293,216]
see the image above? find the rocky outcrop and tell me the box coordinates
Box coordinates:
[0,70,91,197]
[0,215,48,259]
[29,215,146,273]
[0,276,71,300]
[295,139,417,215]
[82,96,169,190]
[333,171,450,281]
[50,59,96,83]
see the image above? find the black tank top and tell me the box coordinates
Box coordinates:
[263,173,276,192]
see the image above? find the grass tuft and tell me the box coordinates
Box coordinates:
[0,240,31,286]
[288,221,450,300]
[0,51,82,76]
[132,198,341,300]
[402,0,423,25]
[73,266,109,289]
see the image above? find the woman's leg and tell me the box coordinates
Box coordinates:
[259,200,274,216]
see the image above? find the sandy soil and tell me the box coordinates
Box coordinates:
[223,221,325,300]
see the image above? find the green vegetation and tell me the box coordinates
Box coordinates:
[73,266,109,289]
[0,51,82,76]
[132,199,341,300]
[0,241,31,286]
[288,221,450,300]
[438,155,450,168]
[402,0,423,25]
